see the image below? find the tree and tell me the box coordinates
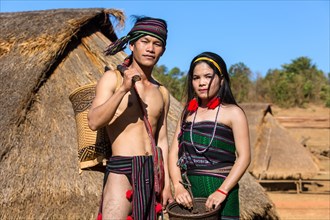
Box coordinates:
[261,57,329,107]
[229,62,252,102]
[152,65,186,102]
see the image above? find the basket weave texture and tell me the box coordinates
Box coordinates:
[69,83,111,172]
[166,198,220,220]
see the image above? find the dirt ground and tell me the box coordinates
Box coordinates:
[268,104,330,220]
[268,192,330,220]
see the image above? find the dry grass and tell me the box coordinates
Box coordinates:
[272,104,329,152]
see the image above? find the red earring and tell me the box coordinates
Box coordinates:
[206,97,221,109]
[187,98,198,112]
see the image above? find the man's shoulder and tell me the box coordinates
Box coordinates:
[103,69,122,78]
[100,69,122,90]
[157,85,170,109]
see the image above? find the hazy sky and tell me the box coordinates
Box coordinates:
[1,1,329,77]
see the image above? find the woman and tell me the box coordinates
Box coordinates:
[169,52,251,219]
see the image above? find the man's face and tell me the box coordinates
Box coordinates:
[129,35,165,67]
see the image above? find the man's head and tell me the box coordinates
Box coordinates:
[105,16,168,56]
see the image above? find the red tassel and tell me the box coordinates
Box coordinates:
[187,98,198,112]
[96,213,102,220]
[207,97,221,109]
[126,189,133,201]
[155,203,163,214]
[126,216,133,220]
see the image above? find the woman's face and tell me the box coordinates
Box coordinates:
[192,62,221,105]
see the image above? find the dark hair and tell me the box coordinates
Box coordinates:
[182,52,238,120]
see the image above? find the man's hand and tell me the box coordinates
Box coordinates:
[117,65,141,92]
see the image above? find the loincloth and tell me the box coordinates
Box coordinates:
[102,155,158,220]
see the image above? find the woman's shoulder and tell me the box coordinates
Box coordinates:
[221,103,243,112]
[221,104,246,121]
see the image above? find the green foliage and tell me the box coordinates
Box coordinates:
[152,65,186,102]
[229,62,252,102]
[261,57,329,107]
[152,56,329,108]
[320,82,330,107]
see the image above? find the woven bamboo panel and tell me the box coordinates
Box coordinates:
[69,84,111,172]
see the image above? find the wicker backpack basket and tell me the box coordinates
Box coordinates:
[69,83,111,173]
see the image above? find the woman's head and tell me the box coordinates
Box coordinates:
[186,52,237,106]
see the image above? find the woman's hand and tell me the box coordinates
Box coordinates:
[174,184,193,209]
[162,186,174,209]
[205,190,227,211]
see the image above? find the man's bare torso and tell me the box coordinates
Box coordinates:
[107,82,164,156]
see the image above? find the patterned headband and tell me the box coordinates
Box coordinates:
[104,18,167,56]
[194,57,223,77]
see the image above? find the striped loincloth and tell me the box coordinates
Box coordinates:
[101,155,158,220]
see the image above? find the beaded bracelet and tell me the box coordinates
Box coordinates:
[216,189,228,196]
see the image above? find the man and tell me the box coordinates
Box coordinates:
[88,16,173,220]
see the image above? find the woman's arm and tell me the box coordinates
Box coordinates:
[205,105,251,210]
[219,106,251,192]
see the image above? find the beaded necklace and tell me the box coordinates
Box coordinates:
[189,105,221,154]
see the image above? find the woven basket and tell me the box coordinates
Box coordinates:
[166,198,220,220]
[69,83,111,173]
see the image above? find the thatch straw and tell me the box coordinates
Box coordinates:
[239,172,279,219]
[0,8,278,220]
[240,103,271,164]
[240,103,319,179]
[0,8,125,219]
[0,36,16,57]
[251,113,319,179]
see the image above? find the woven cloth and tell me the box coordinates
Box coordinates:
[102,156,158,220]
[178,121,240,219]
[105,17,167,56]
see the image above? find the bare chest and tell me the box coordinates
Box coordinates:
[115,88,164,121]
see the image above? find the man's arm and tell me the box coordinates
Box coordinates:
[156,87,174,206]
[87,70,126,131]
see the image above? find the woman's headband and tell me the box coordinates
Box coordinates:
[194,57,223,77]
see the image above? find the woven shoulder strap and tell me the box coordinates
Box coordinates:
[158,85,168,107]
[114,70,122,92]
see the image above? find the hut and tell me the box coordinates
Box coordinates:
[0,9,278,219]
[241,103,319,180]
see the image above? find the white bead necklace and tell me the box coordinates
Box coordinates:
[189,105,221,154]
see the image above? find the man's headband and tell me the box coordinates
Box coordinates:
[194,57,223,77]
[105,18,167,56]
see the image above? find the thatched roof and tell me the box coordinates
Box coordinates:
[0,8,126,219]
[241,103,319,179]
[239,173,278,220]
[0,9,278,219]
[240,103,272,162]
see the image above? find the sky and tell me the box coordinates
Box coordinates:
[1,1,329,77]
